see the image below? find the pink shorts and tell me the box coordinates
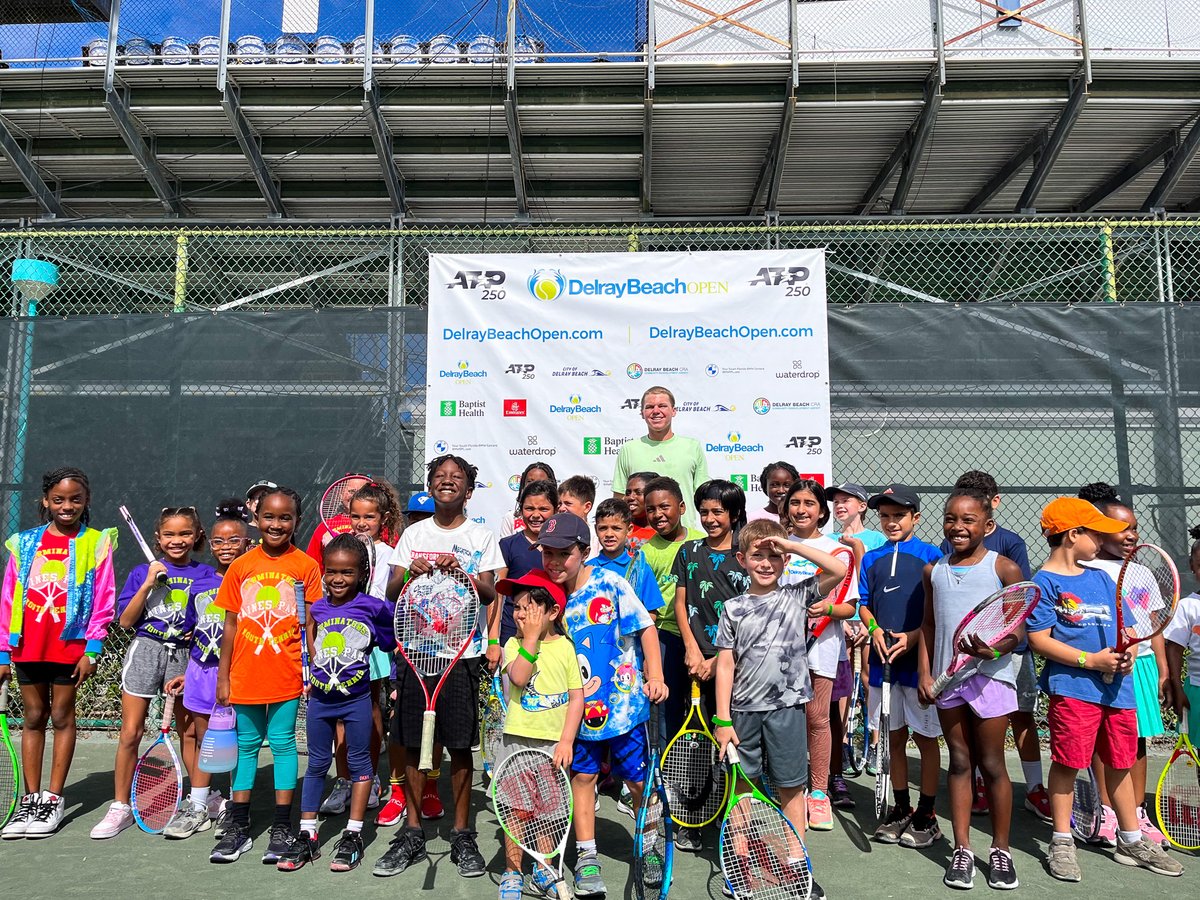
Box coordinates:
[1047,695,1138,770]
[830,657,853,701]
[935,673,1017,720]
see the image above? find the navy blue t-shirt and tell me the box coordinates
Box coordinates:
[859,536,942,688]
[499,533,544,643]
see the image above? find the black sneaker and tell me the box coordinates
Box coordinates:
[277,831,320,872]
[450,828,486,878]
[987,847,1018,890]
[943,846,975,890]
[372,828,427,877]
[210,824,253,863]
[330,830,365,872]
[262,824,296,864]
[811,879,826,900]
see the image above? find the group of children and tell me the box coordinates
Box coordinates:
[0,450,1196,897]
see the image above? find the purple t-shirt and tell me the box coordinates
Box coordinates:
[118,559,217,643]
[310,592,396,702]
[182,570,224,665]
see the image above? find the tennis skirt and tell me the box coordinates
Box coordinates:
[1132,652,1166,739]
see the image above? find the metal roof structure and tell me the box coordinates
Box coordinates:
[0,0,1198,222]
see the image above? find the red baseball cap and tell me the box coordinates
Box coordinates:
[495,568,567,616]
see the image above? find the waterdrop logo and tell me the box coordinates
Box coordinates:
[528,268,564,302]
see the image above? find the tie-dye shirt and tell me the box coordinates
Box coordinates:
[309,592,395,702]
[118,559,217,644]
[183,570,225,665]
[671,539,749,657]
[563,566,653,742]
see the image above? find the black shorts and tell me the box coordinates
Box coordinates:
[13,661,77,686]
[393,656,483,752]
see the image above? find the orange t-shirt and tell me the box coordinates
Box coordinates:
[214,545,322,705]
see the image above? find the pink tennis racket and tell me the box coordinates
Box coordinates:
[1105,543,1180,684]
[806,548,855,652]
[929,581,1042,698]
[131,691,183,834]
[319,474,371,535]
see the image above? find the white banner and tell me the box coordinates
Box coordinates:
[425,250,831,529]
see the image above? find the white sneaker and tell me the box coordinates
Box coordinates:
[26,792,65,838]
[368,776,382,810]
[90,801,134,839]
[2,793,39,839]
[163,802,211,840]
[616,785,636,820]
[320,778,351,816]
[206,789,225,820]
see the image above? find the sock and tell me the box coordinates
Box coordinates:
[230,800,250,828]
[274,804,292,828]
[916,792,936,818]
[190,787,210,809]
[429,768,441,781]
[347,819,363,833]
[1021,761,1043,789]
[577,839,597,860]
[44,791,62,803]
[300,819,318,837]
[893,788,912,811]
[1052,832,1072,842]
[391,777,405,787]
[1119,829,1141,845]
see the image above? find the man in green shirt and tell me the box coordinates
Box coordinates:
[611,386,709,529]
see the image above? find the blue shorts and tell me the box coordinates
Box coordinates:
[572,728,647,782]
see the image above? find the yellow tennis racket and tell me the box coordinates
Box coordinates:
[660,681,729,828]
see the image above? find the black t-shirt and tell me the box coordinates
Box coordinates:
[671,539,750,657]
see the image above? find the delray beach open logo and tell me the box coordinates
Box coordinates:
[528,268,565,301]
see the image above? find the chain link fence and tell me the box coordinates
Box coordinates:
[0,215,1195,727]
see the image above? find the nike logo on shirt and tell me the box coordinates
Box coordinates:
[883,585,900,593]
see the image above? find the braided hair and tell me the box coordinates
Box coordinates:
[38,466,91,526]
[324,532,370,594]
[254,486,304,546]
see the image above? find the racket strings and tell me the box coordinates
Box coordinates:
[1159,753,1200,849]
[662,733,724,823]
[397,573,478,676]
[1071,776,1100,839]
[721,798,810,900]
[963,585,1040,642]
[1120,553,1177,639]
[0,750,15,810]
[132,747,181,832]
[493,752,572,856]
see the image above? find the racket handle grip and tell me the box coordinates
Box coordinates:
[555,880,574,900]
[419,711,436,771]
[725,743,740,766]
[929,671,951,698]
[1102,672,1115,685]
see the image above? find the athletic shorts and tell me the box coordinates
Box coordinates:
[868,682,942,739]
[731,705,809,789]
[121,637,187,698]
[1047,694,1137,770]
[369,647,391,682]
[393,655,483,752]
[12,661,76,686]
[494,733,557,774]
[935,672,1018,720]
[830,657,853,702]
[182,657,219,715]
[1012,651,1039,714]
[573,728,647,782]
[1132,653,1166,739]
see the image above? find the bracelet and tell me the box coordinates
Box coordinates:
[84,652,100,662]
[827,603,834,617]
[711,716,733,728]
[487,638,500,646]
[518,646,539,665]
[990,648,1001,661]
[1077,651,1088,669]
[867,621,879,635]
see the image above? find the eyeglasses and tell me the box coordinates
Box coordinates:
[209,537,247,548]
[161,506,198,517]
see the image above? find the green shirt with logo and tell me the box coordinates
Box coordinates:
[612,434,710,528]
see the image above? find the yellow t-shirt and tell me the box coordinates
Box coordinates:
[502,634,582,742]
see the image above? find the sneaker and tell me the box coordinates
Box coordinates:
[163,802,211,839]
[1023,786,1051,823]
[210,824,253,863]
[450,828,486,878]
[368,776,382,811]
[261,824,297,864]
[213,804,233,841]
[830,776,854,810]
[810,879,826,900]
[25,791,65,838]
[2,793,39,839]
[499,869,525,900]
[320,778,352,816]
[277,830,321,871]
[1094,804,1118,848]
[873,806,913,844]
[89,801,134,840]
[721,882,734,899]
[987,847,1019,890]
[808,791,834,831]
[1046,835,1081,882]
[420,780,444,820]
[531,863,559,897]
[372,827,427,877]
[900,813,941,849]
[574,853,607,897]
[971,776,988,816]
[943,846,975,890]
[675,826,703,852]
[330,829,365,872]
[376,793,406,827]
[1137,805,1170,850]
[1114,835,1184,876]
[642,835,665,889]
[865,743,880,777]
[617,783,636,820]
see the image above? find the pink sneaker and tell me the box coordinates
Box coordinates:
[1137,806,1170,849]
[808,791,833,831]
[1094,804,1118,847]
[1024,785,1052,823]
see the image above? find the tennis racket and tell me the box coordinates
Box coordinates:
[1105,543,1180,684]
[805,548,856,652]
[118,505,168,587]
[394,567,480,771]
[295,579,310,755]
[874,634,896,822]
[491,748,574,900]
[635,715,674,900]
[0,683,19,829]
[719,744,812,900]
[481,669,508,779]
[1070,766,1102,842]
[131,691,183,834]
[1155,718,1200,850]
[661,680,729,829]
[929,581,1042,699]
[842,633,867,778]
[355,532,377,587]
[320,474,371,536]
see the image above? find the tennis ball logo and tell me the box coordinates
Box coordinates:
[527,268,564,302]
[255,583,281,609]
[165,588,188,612]
[31,558,66,586]
[319,631,347,660]
[456,359,469,371]
[204,601,223,619]
[728,430,741,444]
[569,393,581,405]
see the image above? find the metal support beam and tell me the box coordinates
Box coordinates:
[103,87,184,216]
[858,70,941,215]
[1016,76,1088,214]
[220,83,287,218]
[1074,129,1176,212]
[504,89,528,219]
[641,84,654,215]
[1145,115,1200,211]
[963,130,1046,213]
[750,90,795,216]
[0,115,64,218]
[890,74,943,214]
[364,86,406,217]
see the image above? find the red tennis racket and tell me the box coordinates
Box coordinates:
[131,691,183,834]
[319,474,371,536]
[394,568,480,770]
[1105,543,1180,684]
[929,581,1042,698]
[806,547,855,652]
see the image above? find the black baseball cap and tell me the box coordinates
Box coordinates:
[868,484,921,512]
[828,482,868,503]
[535,512,592,549]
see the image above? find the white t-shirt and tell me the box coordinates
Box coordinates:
[386,517,503,659]
[1163,590,1200,686]
[368,539,392,601]
[1083,557,1157,657]
[781,533,846,678]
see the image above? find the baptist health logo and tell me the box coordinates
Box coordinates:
[528,269,565,302]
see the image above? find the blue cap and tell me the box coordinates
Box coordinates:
[406,492,434,513]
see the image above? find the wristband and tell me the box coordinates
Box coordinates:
[711,716,733,728]
[990,648,1001,661]
[867,621,879,635]
[84,651,100,662]
[1077,651,1088,669]
[827,604,834,617]
[487,638,500,646]
[518,646,539,665]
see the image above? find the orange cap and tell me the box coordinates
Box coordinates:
[1040,497,1126,535]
